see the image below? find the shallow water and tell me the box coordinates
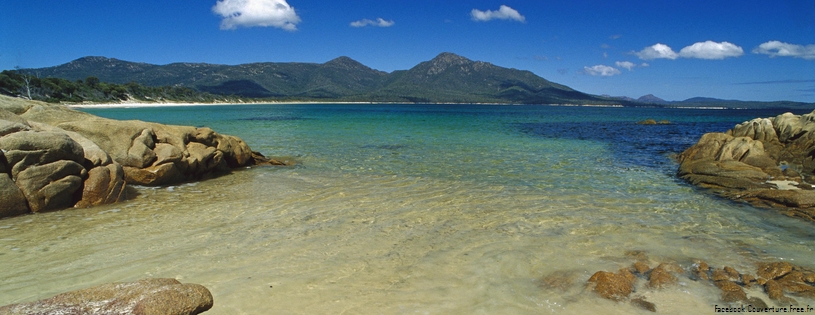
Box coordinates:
[1,104,813,314]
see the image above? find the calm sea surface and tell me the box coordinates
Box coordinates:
[1,104,813,314]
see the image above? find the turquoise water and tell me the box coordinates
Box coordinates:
[1,104,813,314]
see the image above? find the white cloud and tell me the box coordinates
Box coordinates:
[678,41,743,59]
[583,65,621,76]
[635,43,678,60]
[615,61,636,71]
[213,0,300,31]
[753,41,815,60]
[350,18,395,28]
[635,41,744,60]
[471,5,525,22]
[640,62,649,67]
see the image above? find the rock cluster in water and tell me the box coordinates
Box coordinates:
[0,278,213,315]
[538,251,815,312]
[678,110,815,222]
[0,95,283,219]
[636,119,671,125]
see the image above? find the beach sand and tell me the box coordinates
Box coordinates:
[64,101,357,109]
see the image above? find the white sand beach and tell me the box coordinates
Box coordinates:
[66,101,282,109]
[65,100,399,109]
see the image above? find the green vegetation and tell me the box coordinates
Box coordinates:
[6,53,814,109]
[0,70,243,104]
[15,53,615,105]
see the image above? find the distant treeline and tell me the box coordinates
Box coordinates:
[0,70,243,104]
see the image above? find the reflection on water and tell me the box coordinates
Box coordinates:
[1,105,813,314]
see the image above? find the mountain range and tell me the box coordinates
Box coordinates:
[605,93,813,110]
[21,53,815,109]
[24,53,606,104]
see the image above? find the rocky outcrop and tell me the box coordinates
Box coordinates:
[0,95,282,219]
[537,250,815,312]
[636,119,670,125]
[678,110,815,222]
[0,278,213,315]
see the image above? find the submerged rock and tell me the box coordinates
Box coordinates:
[647,263,681,289]
[715,280,748,302]
[561,251,815,311]
[537,270,578,291]
[0,95,285,218]
[678,110,815,222]
[630,296,657,312]
[757,262,795,280]
[632,261,651,275]
[0,278,212,315]
[693,260,711,281]
[765,279,797,304]
[587,270,634,301]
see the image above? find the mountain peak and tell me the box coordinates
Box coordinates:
[58,56,152,73]
[322,56,385,75]
[73,56,114,63]
[65,56,117,68]
[421,52,484,76]
[430,52,471,65]
[637,94,667,104]
[325,56,358,65]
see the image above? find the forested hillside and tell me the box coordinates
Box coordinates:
[0,70,242,103]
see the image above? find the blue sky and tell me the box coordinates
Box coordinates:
[2,0,814,102]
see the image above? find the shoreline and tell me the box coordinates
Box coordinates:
[65,100,389,109]
[67,101,749,110]
[65,100,545,109]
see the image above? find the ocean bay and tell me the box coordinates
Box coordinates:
[1,104,813,313]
